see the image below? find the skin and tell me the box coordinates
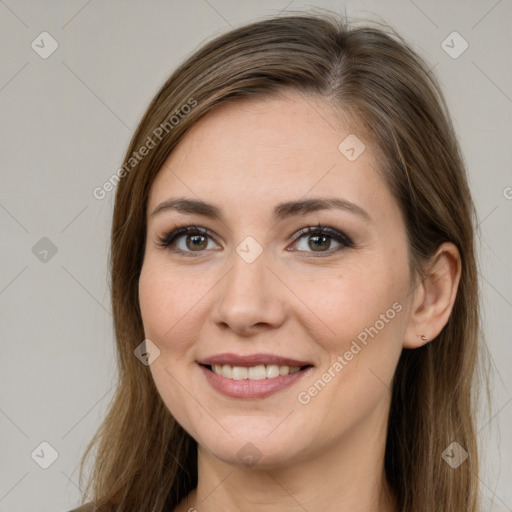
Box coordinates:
[138,90,461,512]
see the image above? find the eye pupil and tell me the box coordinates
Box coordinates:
[187,234,207,250]
[309,235,330,251]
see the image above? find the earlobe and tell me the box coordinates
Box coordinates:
[403,242,461,349]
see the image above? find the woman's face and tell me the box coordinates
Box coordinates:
[139,91,415,469]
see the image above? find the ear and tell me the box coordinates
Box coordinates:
[403,242,462,349]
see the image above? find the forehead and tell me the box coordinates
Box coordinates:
[148,91,396,225]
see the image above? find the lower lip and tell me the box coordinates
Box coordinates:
[199,364,313,399]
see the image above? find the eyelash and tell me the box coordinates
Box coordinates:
[156,222,354,258]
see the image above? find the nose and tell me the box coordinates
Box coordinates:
[211,247,287,336]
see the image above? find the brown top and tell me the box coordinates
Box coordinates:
[67,504,111,512]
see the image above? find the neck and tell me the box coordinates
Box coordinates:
[176,401,396,512]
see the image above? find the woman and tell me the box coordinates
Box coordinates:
[71,11,485,512]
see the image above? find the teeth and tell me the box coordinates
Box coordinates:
[248,365,266,380]
[232,366,247,380]
[210,364,304,380]
[222,364,232,378]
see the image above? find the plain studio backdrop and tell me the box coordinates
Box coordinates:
[0,1,511,511]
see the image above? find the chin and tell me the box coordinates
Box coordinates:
[202,436,306,470]
[192,420,315,470]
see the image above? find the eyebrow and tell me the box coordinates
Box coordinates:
[150,197,372,223]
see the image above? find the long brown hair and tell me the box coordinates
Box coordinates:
[78,11,486,511]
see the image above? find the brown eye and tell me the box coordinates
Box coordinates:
[289,225,354,256]
[158,225,219,256]
[309,234,331,251]
[185,234,208,251]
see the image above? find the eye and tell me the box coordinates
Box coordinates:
[288,223,354,257]
[157,225,219,257]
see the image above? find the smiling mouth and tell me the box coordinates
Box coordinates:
[201,363,313,380]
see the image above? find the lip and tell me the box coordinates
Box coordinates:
[199,363,314,399]
[197,352,313,368]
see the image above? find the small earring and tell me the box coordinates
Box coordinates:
[416,334,428,341]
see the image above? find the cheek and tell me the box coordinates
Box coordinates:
[139,263,203,432]
[292,255,407,391]
[138,261,194,354]
[291,258,401,337]
[296,286,405,438]
[138,264,165,339]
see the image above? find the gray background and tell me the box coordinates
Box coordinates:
[0,1,510,511]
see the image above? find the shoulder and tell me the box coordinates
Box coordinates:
[67,503,112,512]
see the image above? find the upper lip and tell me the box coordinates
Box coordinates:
[197,353,313,368]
